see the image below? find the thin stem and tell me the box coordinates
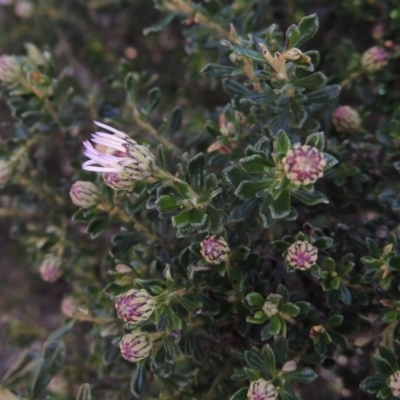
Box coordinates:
[131,103,176,151]
[340,71,363,88]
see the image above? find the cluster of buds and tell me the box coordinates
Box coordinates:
[332,106,361,133]
[115,289,156,323]
[200,235,230,265]
[361,46,389,72]
[0,55,21,84]
[218,110,247,138]
[262,300,279,317]
[39,254,62,283]
[281,144,326,186]
[82,121,158,189]
[388,371,400,397]
[0,160,12,185]
[119,331,153,362]
[247,379,278,400]
[286,241,318,270]
[69,181,100,209]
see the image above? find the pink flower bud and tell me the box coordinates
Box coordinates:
[361,46,389,72]
[332,106,361,132]
[282,144,326,186]
[39,254,62,282]
[115,289,156,323]
[119,331,153,362]
[69,181,100,208]
[200,235,230,265]
[103,171,136,191]
[60,296,79,318]
[247,379,278,400]
[286,241,318,270]
[388,371,400,397]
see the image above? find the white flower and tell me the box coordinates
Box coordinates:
[82,121,158,181]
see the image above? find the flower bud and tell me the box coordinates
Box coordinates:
[115,289,156,323]
[262,300,279,317]
[119,331,153,362]
[82,121,158,181]
[282,144,326,186]
[372,23,385,41]
[0,55,21,83]
[69,181,100,208]
[247,379,278,400]
[332,106,361,132]
[282,360,297,373]
[361,46,389,72]
[61,296,79,318]
[220,122,235,137]
[388,371,400,397]
[103,171,136,191]
[286,241,318,270]
[309,324,326,339]
[0,160,12,185]
[200,235,230,265]
[39,254,62,283]
[14,0,34,19]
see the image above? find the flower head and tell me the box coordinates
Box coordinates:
[0,160,12,184]
[262,301,279,317]
[388,371,400,397]
[200,235,230,265]
[0,55,21,83]
[286,241,318,270]
[103,171,136,191]
[247,379,278,400]
[282,144,326,186]
[119,331,153,362]
[361,46,389,72]
[115,289,156,323]
[69,181,100,209]
[39,254,62,282]
[82,121,158,182]
[332,106,361,132]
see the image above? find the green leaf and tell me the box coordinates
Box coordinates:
[76,384,91,400]
[382,310,398,323]
[245,348,269,372]
[124,72,139,102]
[304,85,341,104]
[284,368,317,383]
[262,344,277,375]
[165,307,182,333]
[147,87,161,114]
[325,314,343,329]
[169,106,182,134]
[323,153,338,171]
[86,217,111,238]
[312,237,333,250]
[30,341,66,399]
[246,292,265,307]
[188,153,205,192]
[0,350,41,387]
[171,209,206,228]
[286,24,301,50]
[235,179,271,200]
[229,387,248,400]
[275,336,288,364]
[373,355,396,375]
[290,100,307,128]
[379,346,399,371]
[377,387,392,399]
[274,130,291,154]
[294,14,319,48]
[387,256,400,271]
[240,92,277,105]
[230,198,258,222]
[220,40,267,63]
[240,154,273,173]
[279,302,300,317]
[269,315,282,335]
[201,63,240,79]
[176,294,203,315]
[339,283,352,305]
[143,12,177,35]
[293,72,327,90]
[130,363,147,397]
[291,189,328,205]
[155,195,179,212]
[360,374,388,394]
[305,132,324,152]
[269,190,291,219]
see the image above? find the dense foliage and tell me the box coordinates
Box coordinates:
[1,0,400,399]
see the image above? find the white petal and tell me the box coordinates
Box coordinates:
[83,165,122,172]
[93,121,126,136]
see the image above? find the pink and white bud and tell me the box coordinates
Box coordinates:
[39,254,62,282]
[119,331,153,362]
[388,371,400,397]
[332,106,361,132]
[286,241,318,270]
[82,121,158,181]
[103,171,136,191]
[361,46,389,72]
[14,1,34,19]
[0,160,12,184]
[0,55,21,83]
[247,379,278,400]
[61,296,79,318]
[200,235,230,265]
[115,289,156,323]
[282,144,326,186]
[69,181,100,209]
